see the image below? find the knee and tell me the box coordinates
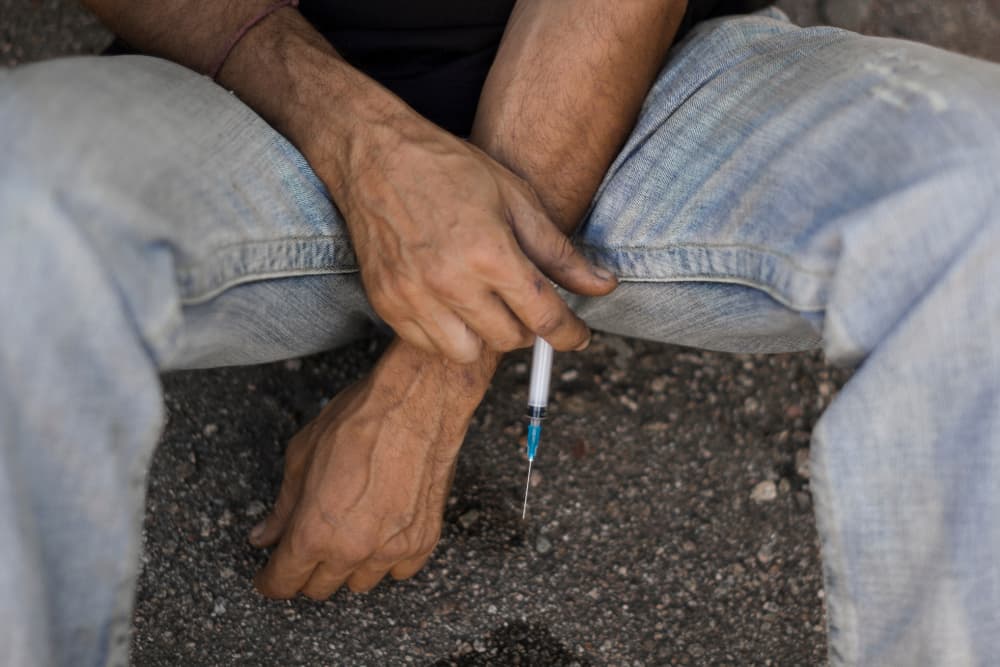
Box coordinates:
[0,57,201,185]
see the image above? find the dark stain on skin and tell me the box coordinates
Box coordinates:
[533,278,544,295]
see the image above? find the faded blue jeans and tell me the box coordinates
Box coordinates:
[2,7,999,666]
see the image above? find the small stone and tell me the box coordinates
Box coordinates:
[284,358,302,371]
[513,362,528,375]
[650,375,670,393]
[245,501,266,517]
[778,478,791,494]
[794,491,812,511]
[785,404,804,419]
[795,448,810,478]
[217,509,233,527]
[202,423,218,437]
[560,368,580,382]
[750,480,778,503]
[587,588,600,600]
[564,395,591,415]
[619,395,639,412]
[458,510,480,530]
[212,599,226,615]
[536,535,552,554]
[757,544,775,564]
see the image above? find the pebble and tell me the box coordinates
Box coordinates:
[750,480,778,503]
[245,501,266,517]
[458,510,480,530]
[202,423,218,437]
[536,535,552,554]
[284,359,302,371]
[560,368,579,382]
[213,599,226,616]
[619,395,639,412]
[650,375,670,393]
[794,491,812,511]
[795,448,810,478]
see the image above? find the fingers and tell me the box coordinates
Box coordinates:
[397,306,482,364]
[498,260,592,352]
[508,198,618,298]
[453,293,534,353]
[389,554,431,581]
[250,433,310,548]
[425,307,482,363]
[393,319,438,359]
[301,562,352,600]
[346,562,392,593]
[254,537,317,599]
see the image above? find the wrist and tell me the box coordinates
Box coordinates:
[217,7,421,201]
[374,340,501,420]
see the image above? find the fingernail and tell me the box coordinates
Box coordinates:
[249,520,266,543]
[575,335,591,351]
[593,266,615,281]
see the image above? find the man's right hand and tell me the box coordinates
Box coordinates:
[322,113,618,363]
[82,0,617,363]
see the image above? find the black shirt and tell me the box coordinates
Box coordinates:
[298,1,729,136]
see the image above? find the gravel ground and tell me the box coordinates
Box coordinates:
[3,1,998,665]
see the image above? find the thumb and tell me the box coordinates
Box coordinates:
[249,438,307,548]
[249,479,299,547]
[249,482,298,548]
[509,202,618,297]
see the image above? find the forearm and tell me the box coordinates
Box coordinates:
[471,0,687,234]
[81,0,421,198]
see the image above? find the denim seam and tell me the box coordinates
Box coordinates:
[176,236,358,305]
[580,243,832,312]
[582,241,832,275]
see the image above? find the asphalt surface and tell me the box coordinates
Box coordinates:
[3,1,998,665]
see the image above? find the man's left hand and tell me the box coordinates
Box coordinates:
[249,339,493,598]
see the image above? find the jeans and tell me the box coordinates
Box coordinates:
[1,7,998,666]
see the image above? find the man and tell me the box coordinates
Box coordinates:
[0,0,998,665]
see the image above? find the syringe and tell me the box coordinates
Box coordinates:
[522,337,553,519]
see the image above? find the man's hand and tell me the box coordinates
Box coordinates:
[328,116,616,363]
[249,340,495,598]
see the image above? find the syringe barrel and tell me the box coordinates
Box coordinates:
[527,337,553,414]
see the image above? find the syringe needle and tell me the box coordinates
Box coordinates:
[522,458,533,520]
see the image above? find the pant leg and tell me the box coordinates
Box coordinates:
[0,55,371,666]
[575,9,1000,665]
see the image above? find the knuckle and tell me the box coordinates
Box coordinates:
[466,241,504,274]
[531,308,565,337]
[492,330,530,353]
[332,532,378,565]
[551,235,578,267]
[425,267,457,295]
[377,541,411,564]
[288,529,323,559]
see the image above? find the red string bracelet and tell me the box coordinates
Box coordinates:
[208,0,300,81]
